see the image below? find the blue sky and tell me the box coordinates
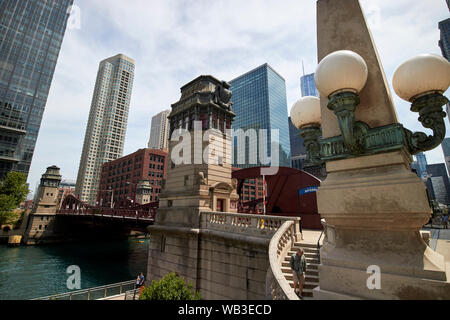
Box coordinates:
[27,0,450,194]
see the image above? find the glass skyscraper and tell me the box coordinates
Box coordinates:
[75,54,135,205]
[300,73,319,97]
[439,18,450,61]
[426,163,450,205]
[230,64,291,169]
[442,138,450,177]
[289,117,306,170]
[0,0,73,179]
[415,152,429,179]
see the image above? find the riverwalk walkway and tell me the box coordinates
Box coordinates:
[426,228,450,261]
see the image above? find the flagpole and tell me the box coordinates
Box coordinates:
[263,175,266,216]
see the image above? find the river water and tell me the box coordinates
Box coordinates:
[0,238,149,300]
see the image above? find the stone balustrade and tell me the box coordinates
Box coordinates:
[201,212,299,238]
[267,220,302,300]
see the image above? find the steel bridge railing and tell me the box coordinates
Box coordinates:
[32,280,136,300]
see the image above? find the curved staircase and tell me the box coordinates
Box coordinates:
[267,219,322,300]
[282,242,320,299]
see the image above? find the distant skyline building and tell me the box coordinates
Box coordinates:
[97,148,167,208]
[0,0,74,179]
[439,18,450,61]
[442,138,450,177]
[415,152,429,179]
[300,73,319,97]
[75,54,135,204]
[229,64,291,168]
[426,163,450,205]
[442,18,450,122]
[148,110,170,150]
[289,117,306,170]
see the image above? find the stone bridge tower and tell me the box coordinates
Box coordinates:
[157,75,239,227]
[24,165,62,245]
[148,76,240,290]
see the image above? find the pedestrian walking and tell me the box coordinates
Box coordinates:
[442,214,448,229]
[290,249,307,299]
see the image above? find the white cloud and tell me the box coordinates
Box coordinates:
[27,0,450,192]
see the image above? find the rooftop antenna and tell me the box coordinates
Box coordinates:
[302,60,305,76]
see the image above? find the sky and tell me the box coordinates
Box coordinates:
[26,0,450,195]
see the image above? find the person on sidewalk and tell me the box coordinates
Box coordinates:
[138,272,145,287]
[290,249,307,298]
[135,275,141,288]
[442,214,448,229]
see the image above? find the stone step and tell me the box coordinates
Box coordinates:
[292,245,319,253]
[287,251,318,259]
[288,281,319,291]
[283,274,319,283]
[284,256,320,264]
[281,267,319,276]
[295,288,314,298]
[281,261,319,269]
[294,242,318,249]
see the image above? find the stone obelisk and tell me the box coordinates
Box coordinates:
[314,0,450,299]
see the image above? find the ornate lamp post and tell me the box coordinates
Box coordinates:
[290,96,322,167]
[292,0,450,300]
[393,54,449,154]
[299,51,450,162]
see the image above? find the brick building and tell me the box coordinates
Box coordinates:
[232,168,265,212]
[97,148,167,207]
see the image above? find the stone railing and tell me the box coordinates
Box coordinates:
[201,212,298,238]
[267,220,302,300]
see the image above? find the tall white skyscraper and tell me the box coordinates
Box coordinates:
[148,110,170,150]
[75,54,135,204]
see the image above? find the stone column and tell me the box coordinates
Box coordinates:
[314,0,450,299]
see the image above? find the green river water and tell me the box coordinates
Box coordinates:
[0,238,149,300]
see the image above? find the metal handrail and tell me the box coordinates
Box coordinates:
[317,229,324,264]
[32,280,136,300]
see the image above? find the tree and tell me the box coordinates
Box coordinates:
[0,172,29,205]
[0,172,29,224]
[0,194,17,224]
[139,273,201,300]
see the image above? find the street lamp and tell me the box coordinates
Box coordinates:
[99,188,114,209]
[315,50,368,154]
[126,182,138,207]
[290,96,322,167]
[393,54,450,154]
[291,50,450,165]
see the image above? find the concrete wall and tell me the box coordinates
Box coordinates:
[147,224,271,300]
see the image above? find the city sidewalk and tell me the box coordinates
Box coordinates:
[429,228,450,262]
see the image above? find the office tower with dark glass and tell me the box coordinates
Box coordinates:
[439,18,450,121]
[291,71,320,170]
[0,0,73,179]
[426,163,450,206]
[230,64,291,168]
[439,18,450,61]
[442,137,450,177]
[300,73,319,97]
[75,54,135,204]
[415,152,429,179]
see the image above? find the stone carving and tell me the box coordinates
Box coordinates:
[404,93,448,155]
[214,82,232,109]
[198,172,208,185]
[231,178,238,191]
